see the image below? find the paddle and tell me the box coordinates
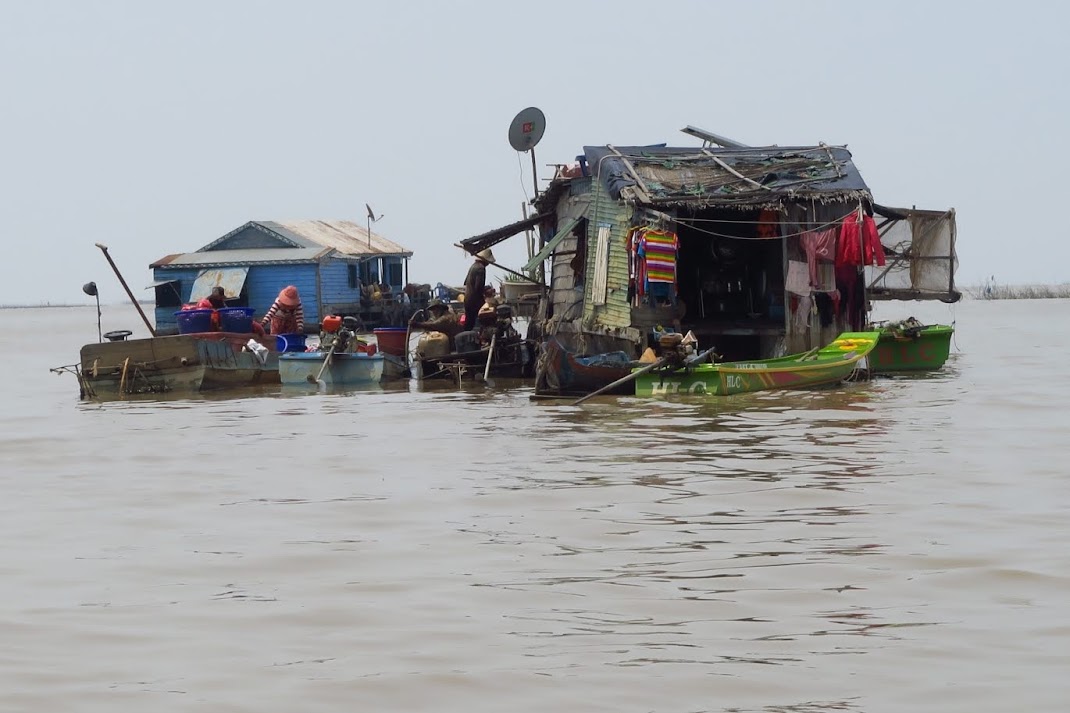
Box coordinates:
[483,331,497,382]
[572,357,668,406]
[307,343,338,387]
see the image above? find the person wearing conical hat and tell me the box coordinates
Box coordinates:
[463,248,494,332]
[409,298,462,349]
[261,285,305,335]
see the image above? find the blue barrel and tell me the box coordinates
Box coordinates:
[275,333,307,352]
[218,307,255,332]
[175,309,214,334]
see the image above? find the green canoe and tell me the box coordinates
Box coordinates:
[869,321,953,373]
[633,331,881,397]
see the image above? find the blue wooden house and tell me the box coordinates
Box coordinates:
[149,220,412,334]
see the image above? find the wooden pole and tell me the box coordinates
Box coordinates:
[453,245,543,285]
[94,243,157,337]
[309,343,338,385]
[529,148,539,198]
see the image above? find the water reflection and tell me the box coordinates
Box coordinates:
[11,303,1066,712]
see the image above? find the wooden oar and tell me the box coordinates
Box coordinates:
[307,343,338,386]
[687,347,717,366]
[572,357,668,406]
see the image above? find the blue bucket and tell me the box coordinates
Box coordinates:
[175,309,214,334]
[275,333,307,352]
[218,307,255,332]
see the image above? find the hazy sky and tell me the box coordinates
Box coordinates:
[2,0,1066,305]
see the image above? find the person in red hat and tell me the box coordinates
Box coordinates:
[261,285,305,335]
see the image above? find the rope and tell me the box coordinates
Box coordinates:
[674,210,854,241]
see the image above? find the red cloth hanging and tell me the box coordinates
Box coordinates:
[838,212,886,267]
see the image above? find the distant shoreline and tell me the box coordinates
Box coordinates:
[0,301,156,310]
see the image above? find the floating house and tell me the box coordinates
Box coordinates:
[462,140,958,362]
[149,220,413,334]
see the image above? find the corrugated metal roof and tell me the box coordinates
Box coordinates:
[153,248,330,268]
[264,220,411,257]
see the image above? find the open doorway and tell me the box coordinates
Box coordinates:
[674,208,785,360]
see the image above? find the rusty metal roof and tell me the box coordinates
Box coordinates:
[196,220,412,257]
[152,248,331,268]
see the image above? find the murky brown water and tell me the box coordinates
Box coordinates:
[2,299,1068,712]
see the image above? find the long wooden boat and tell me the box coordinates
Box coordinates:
[534,336,636,396]
[70,332,280,399]
[278,351,386,386]
[869,321,953,373]
[633,331,881,397]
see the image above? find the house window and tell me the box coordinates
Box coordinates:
[360,260,379,286]
[155,281,182,308]
[348,264,359,289]
[386,261,403,288]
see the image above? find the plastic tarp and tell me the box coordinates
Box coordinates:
[867,208,959,302]
[584,144,871,208]
[189,267,249,302]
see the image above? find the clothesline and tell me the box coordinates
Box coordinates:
[667,214,850,225]
[674,211,856,241]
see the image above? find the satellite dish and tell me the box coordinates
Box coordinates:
[508,107,546,152]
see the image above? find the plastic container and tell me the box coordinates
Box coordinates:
[373,327,408,357]
[321,315,342,333]
[218,307,255,333]
[275,333,307,352]
[175,309,214,334]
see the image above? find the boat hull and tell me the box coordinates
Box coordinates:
[869,324,953,372]
[278,351,385,386]
[534,337,634,396]
[77,332,279,399]
[634,332,880,397]
[416,339,533,381]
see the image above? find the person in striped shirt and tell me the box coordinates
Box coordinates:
[261,285,305,335]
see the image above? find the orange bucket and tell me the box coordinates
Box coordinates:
[373,328,407,357]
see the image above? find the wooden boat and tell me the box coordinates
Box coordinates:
[278,350,385,386]
[415,338,534,382]
[633,331,881,397]
[869,320,953,373]
[69,332,280,399]
[534,336,636,396]
[413,305,535,382]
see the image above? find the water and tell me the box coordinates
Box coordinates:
[2,300,1068,712]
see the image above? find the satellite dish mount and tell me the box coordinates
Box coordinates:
[508,107,546,198]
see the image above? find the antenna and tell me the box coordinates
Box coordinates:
[680,125,750,149]
[508,107,546,197]
[365,203,384,249]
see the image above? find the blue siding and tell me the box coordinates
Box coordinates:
[246,264,320,326]
[320,259,365,310]
[154,264,320,332]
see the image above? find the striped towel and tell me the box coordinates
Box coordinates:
[640,230,679,284]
